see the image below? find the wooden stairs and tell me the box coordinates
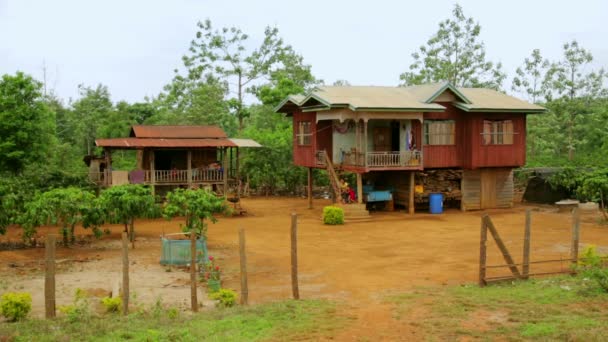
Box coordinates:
[322,150,371,223]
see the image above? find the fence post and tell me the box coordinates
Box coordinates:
[239,228,248,305]
[291,212,300,299]
[45,234,56,319]
[571,208,580,271]
[523,209,531,279]
[121,232,129,315]
[190,230,198,312]
[479,216,487,287]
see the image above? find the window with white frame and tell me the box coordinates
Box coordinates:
[296,121,312,145]
[423,120,456,145]
[482,120,514,145]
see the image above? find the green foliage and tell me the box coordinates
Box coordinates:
[548,168,608,215]
[163,188,227,238]
[578,245,608,292]
[0,72,56,174]
[21,187,98,245]
[323,206,344,225]
[512,49,551,103]
[100,297,122,313]
[400,4,505,89]
[98,184,156,241]
[59,288,90,323]
[0,292,32,322]
[579,245,603,268]
[209,288,237,308]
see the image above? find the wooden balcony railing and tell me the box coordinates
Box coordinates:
[147,169,224,184]
[342,150,422,169]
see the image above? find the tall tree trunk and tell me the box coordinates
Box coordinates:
[237,71,243,133]
[568,113,574,161]
[70,224,76,244]
[62,226,69,247]
[129,218,135,248]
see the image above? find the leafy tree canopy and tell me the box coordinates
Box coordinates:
[400,4,505,89]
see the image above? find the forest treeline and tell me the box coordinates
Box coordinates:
[1,4,607,221]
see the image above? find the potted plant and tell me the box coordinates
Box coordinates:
[202,256,221,292]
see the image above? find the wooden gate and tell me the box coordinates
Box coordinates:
[479,208,581,286]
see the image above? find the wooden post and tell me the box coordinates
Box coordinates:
[190,230,198,312]
[236,147,240,199]
[187,150,193,188]
[149,150,156,196]
[307,167,313,209]
[479,217,487,287]
[222,147,228,197]
[484,215,522,278]
[121,232,129,315]
[105,149,113,186]
[44,234,56,319]
[571,208,580,269]
[356,173,363,204]
[290,212,299,299]
[409,171,415,215]
[239,228,248,305]
[136,149,144,169]
[523,209,531,279]
[363,120,368,167]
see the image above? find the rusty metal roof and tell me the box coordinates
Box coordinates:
[130,125,227,139]
[95,138,237,149]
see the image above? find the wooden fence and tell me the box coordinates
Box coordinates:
[479,208,581,286]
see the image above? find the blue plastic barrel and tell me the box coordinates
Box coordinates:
[429,193,444,214]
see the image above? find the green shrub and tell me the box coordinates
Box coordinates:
[578,245,608,292]
[209,288,237,308]
[323,206,344,225]
[59,288,90,323]
[0,292,32,322]
[101,297,122,313]
[579,245,603,268]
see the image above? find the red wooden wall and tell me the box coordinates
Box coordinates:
[466,113,526,169]
[293,111,317,168]
[423,103,464,168]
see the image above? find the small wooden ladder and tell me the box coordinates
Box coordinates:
[323,151,343,204]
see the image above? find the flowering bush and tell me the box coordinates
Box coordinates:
[0,292,31,322]
[201,256,221,282]
[323,206,344,225]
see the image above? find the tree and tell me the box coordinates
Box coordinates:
[162,188,228,238]
[0,72,56,174]
[332,80,351,86]
[21,187,98,246]
[181,19,314,132]
[511,49,551,103]
[71,84,113,155]
[545,41,607,160]
[399,4,505,89]
[98,184,156,247]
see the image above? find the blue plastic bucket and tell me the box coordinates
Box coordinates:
[429,193,444,214]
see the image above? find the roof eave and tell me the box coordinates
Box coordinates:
[453,102,546,113]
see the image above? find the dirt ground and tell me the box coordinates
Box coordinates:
[1,197,607,340]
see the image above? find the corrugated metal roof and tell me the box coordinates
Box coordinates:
[228,138,262,147]
[275,83,545,113]
[130,125,227,139]
[96,138,237,148]
[455,88,546,112]
[306,86,445,111]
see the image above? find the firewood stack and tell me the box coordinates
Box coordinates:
[416,169,463,200]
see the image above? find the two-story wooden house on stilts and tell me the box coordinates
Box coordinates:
[275,82,545,217]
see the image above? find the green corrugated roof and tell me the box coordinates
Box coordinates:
[275,82,545,113]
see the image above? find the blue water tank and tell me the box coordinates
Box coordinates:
[429,193,444,214]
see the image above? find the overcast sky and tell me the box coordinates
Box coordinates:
[1,0,607,104]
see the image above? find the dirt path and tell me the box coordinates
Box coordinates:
[1,197,606,338]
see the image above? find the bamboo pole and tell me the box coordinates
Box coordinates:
[523,209,531,279]
[356,173,363,204]
[44,235,56,319]
[478,216,487,287]
[571,208,580,270]
[409,171,415,215]
[190,230,198,312]
[291,212,299,299]
[121,232,129,315]
[239,228,248,305]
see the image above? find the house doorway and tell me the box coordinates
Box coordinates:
[373,127,391,152]
[390,121,400,152]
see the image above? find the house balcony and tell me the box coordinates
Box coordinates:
[92,169,227,186]
[315,149,423,171]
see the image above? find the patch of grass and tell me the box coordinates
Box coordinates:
[0,299,343,342]
[385,275,608,341]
